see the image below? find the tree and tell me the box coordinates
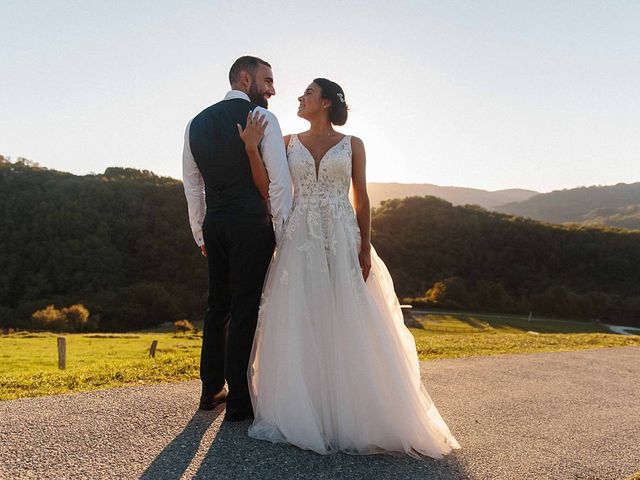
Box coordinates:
[425,277,470,308]
[471,280,513,311]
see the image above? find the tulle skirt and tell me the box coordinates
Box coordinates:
[248,199,460,459]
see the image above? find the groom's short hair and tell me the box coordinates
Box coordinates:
[229,56,271,84]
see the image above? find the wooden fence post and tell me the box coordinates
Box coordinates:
[57,337,66,370]
[149,340,158,358]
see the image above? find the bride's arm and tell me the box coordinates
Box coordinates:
[238,111,270,200]
[351,136,372,281]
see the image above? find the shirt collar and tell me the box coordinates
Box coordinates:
[224,90,250,102]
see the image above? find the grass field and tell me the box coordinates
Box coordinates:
[0,331,202,401]
[411,311,640,359]
[1,312,639,401]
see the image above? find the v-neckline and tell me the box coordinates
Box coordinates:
[296,134,348,181]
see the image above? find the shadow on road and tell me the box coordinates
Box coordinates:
[139,406,223,480]
[191,419,469,480]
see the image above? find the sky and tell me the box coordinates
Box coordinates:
[1,0,639,193]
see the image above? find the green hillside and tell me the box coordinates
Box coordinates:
[1,157,639,329]
[374,196,640,326]
[0,157,207,331]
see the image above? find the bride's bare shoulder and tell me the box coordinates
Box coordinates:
[349,135,365,149]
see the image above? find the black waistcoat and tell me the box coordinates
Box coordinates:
[189,98,269,217]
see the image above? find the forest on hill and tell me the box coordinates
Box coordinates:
[494,182,640,230]
[0,157,207,331]
[1,157,639,330]
[374,196,640,326]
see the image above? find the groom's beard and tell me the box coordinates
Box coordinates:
[248,82,269,109]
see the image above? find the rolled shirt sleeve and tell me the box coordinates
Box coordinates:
[181,120,206,247]
[255,107,293,243]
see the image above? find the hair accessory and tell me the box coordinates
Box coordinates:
[336,93,345,104]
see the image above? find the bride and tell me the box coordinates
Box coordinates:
[237,78,460,459]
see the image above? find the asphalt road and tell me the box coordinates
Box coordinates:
[1,346,639,480]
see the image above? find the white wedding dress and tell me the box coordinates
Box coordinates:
[247,134,460,459]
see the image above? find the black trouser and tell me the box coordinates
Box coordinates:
[200,212,275,414]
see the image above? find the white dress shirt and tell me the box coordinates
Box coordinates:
[182,90,293,247]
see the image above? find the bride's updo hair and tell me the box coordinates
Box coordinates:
[313,78,349,126]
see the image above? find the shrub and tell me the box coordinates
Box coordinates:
[31,305,67,331]
[62,304,97,332]
[174,319,197,335]
[31,304,97,332]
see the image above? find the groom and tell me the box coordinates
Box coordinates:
[182,56,292,420]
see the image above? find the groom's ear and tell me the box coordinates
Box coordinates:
[239,70,252,90]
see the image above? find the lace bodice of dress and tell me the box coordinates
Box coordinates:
[283,134,360,254]
[287,134,352,204]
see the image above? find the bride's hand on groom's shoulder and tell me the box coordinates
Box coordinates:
[237,110,267,151]
[359,247,372,282]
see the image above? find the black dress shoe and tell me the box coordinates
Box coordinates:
[223,410,255,422]
[198,388,227,411]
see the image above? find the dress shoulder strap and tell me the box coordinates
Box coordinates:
[286,134,297,153]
